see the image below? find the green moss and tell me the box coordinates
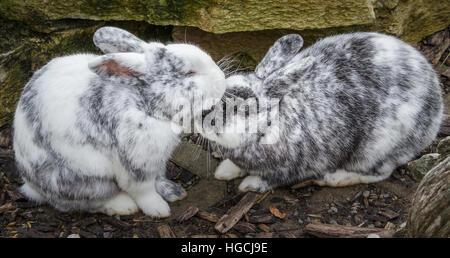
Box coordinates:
[0,44,33,127]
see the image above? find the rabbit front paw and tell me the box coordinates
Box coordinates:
[156,178,187,202]
[99,192,139,216]
[136,192,171,218]
[238,175,270,193]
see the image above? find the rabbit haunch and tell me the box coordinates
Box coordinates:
[13,27,226,217]
[201,32,443,193]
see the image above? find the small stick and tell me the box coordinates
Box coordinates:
[291,180,316,189]
[256,191,271,204]
[156,224,176,238]
[305,222,394,238]
[177,206,199,223]
[215,192,262,234]
[197,210,220,223]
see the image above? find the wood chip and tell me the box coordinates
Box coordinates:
[233,222,257,234]
[0,203,14,214]
[384,222,396,230]
[6,190,25,202]
[269,205,286,219]
[305,222,394,238]
[156,224,176,238]
[378,209,399,220]
[257,224,270,232]
[248,214,274,224]
[246,232,276,238]
[222,233,238,238]
[256,232,275,238]
[215,192,262,233]
[283,195,300,204]
[279,231,297,238]
[350,191,362,202]
[363,198,369,208]
[0,149,13,159]
[177,206,199,223]
[196,210,220,223]
[307,214,323,219]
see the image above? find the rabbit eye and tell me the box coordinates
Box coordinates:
[186,70,196,76]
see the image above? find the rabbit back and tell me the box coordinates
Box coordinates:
[274,32,443,179]
[13,54,122,208]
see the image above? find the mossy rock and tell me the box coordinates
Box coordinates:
[1,0,448,41]
[0,0,376,33]
[437,136,450,157]
[407,153,441,181]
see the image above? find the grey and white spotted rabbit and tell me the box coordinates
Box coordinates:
[201,32,443,193]
[13,27,225,217]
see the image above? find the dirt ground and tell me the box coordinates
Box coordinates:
[0,27,448,238]
[0,144,419,238]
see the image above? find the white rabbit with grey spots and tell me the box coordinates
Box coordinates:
[13,27,225,217]
[201,32,443,193]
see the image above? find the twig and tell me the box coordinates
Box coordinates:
[305,222,394,238]
[177,206,199,223]
[215,192,262,233]
[291,180,316,189]
[196,210,220,223]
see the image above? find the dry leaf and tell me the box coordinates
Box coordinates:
[269,205,286,219]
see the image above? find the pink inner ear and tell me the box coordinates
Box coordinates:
[100,59,136,76]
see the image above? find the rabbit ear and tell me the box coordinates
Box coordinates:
[255,34,303,79]
[93,26,147,54]
[88,53,146,77]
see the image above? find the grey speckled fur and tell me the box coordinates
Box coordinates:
[204,32,443,192]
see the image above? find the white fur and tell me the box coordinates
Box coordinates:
[215,159,246,180]
[13,27,226,217]
[97,192,139,216]
[238,175,269,192]
[20,182,45,203]
[314,169,390,187]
